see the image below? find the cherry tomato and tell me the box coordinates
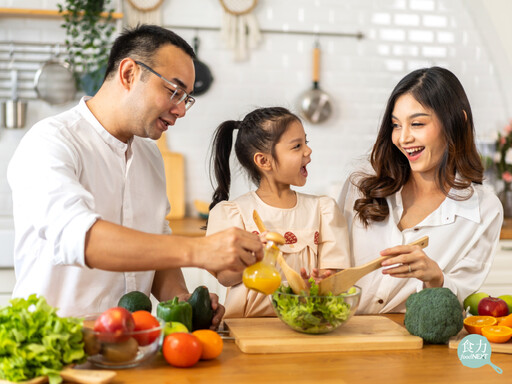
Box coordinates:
[162,333,202,368]
[94,307,135,343]
[132,310,161,346]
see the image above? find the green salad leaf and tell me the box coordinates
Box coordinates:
[271,279,353,334]
[0,294,85,384]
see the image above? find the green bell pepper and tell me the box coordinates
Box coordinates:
[156,297,193,331]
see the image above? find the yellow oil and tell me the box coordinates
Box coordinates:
[242,242,282,295]
[242,262,281,295]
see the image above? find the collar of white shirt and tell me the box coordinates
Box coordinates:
[78,96,132,156]
[391,184,480,228]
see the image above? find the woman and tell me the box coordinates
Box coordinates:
[339,67,503,314]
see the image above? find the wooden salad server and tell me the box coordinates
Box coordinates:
[318,236,429,296]
[252,210,308,294]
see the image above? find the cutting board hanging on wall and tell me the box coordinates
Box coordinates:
[157,132,185,219]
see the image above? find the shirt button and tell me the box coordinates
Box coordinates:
[377,299,384,304]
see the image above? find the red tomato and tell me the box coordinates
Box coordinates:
[94,307,135,343]
[132,310,161,346]
[162,333,202,368]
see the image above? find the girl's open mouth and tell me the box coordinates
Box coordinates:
[301,165,308,177]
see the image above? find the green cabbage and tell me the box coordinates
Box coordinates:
[0,294,85,383]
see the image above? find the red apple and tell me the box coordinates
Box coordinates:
[94,307,135,342]
[477,296,510,317]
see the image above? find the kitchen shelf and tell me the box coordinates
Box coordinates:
[0,7,123,19]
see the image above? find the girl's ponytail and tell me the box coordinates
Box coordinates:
[209,120,239,211]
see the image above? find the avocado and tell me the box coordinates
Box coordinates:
[187,286,214,331]
[118,290,152,313]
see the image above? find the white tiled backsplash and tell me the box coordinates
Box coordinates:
[0,0,510,219]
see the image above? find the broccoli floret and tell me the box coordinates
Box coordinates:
[404,287,463,344]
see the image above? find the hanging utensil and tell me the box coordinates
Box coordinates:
[192,35,214,96]
[2,68,27,129]
[298,40,333,124]
[318,236,429,296]
[34,45,76,105]
[252,210,308,294]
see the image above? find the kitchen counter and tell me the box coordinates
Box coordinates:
[82,314,511,384]
[171,216,512,240]
[168,217,206,237]
[500,218,512,240]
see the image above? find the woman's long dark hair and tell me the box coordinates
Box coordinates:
[354,66,483,227]
[209,107,300,211]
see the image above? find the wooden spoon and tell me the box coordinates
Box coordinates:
[318,236,429,296]
[252,210,308,294]
[0,367,116,384]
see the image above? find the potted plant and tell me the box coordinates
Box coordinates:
[57,0,117,96]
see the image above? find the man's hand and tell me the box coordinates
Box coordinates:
[177,292,225,330]
[194,227,263,273]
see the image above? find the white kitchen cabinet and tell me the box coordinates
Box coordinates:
[480,240,512,296]
[0,268,15,307]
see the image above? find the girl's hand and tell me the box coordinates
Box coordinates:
[300,268,338,285]
[380,243,444,287]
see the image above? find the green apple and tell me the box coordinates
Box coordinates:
[498,294,512,314]
[163,321,189,336]
[463,292,489,315]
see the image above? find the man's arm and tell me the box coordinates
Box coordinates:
[84,219,263,273]
[151,268,188,301]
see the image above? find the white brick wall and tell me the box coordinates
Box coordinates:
[0,0,509,217]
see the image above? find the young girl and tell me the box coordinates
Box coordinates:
[206,107,350,318]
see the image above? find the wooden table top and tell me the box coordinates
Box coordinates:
[85,314,512,384]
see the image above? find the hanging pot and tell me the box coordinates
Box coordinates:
[297,41,333,124]
[1,100,26,129]
[192,36,214,96]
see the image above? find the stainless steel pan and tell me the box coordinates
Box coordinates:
[298,41,333,124]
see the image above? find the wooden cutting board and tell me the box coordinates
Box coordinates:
[157,133,185,219]
[449,329,512,354]
[224,316,423,354]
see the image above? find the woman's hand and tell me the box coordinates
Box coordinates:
[300,267,338,285]
[380,243,444,287]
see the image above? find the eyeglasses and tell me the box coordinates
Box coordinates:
[134,60,195,110]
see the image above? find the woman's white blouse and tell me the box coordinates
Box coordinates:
[339,179,503,314]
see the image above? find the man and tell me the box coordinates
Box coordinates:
[7,25,262,322]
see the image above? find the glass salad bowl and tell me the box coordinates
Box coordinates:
[82,314,164,369]
[270,284,361,334]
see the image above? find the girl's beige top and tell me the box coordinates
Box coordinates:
[207,191,350,318]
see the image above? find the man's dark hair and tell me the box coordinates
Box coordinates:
[104,24,195,80]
